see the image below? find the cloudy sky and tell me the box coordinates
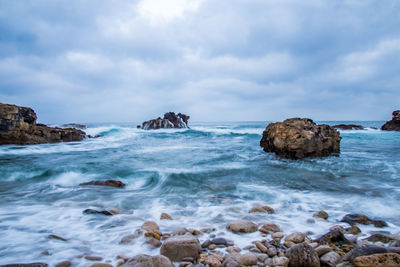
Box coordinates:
[0,0,399,123]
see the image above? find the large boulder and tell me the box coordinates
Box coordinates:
[381,110,400,131]
[0,103,86,145]
[260,118,341,159]
[122,254,173,267]
[160,234,202,262]
[141,112,190,130]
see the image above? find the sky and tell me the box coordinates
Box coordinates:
[0,0,399,123]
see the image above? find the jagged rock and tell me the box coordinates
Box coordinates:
[142,112,190,130]
[122,254,174,267]
[83,209,113,216]
[160,235,202,262]
[80,180,126,188]
[381,110,400,131]
[226,220,258,233]
[332,124,364,130]
[285,243,320,267]
[260,118,341,159]
[353,253,400,267]
[0,103,86,145]
[341,214,387,227]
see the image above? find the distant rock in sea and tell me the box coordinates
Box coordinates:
[260,118,341,159]
[0,103,86,145]
[381,110,400,131]
[61,123,87,129]
[332,124,364,130]
[141,112,190,130]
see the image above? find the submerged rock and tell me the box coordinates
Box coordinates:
[83,209,113,216]
[248,205,275,214]
[0,103,86,145]
[260,118,341,159]
[332,124,364,130]
[381,110,400,131]
[141,112,190,130]
[341,214,387,227]
[79,180,126,188]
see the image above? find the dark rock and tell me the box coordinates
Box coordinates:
[55,261,71,267]
[83,209,113,216]
[122,254,173,267]
[320,251,341,267]
[79,180,126,188]
[142,112,190,130]
[160,212,173,220]
[160,235,202,262]
[145,237,162,248]
[0,264,48,267]
[285,243,320,267]
[48,234,68,241]
[343,246,398,262]
[260,118,341,159]
[62,123,86,129]
[211,238,228,246]
[341,214,387,227]
[248,205,275,214]
[332,124,364,130]
[353,253,400,267]
[313,210,329,220]
[84,256,103,261]
[0,103,86,145]
[364,233,395,243]
[346,226,361,235]
[381,110,400,131]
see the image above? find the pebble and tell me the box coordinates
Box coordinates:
[208,244,217,250]
[315,245,332,256]
[255,241,268,253]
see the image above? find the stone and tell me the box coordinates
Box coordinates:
[199,254,223,267]
[161,213,173,220]
[221,255,241,267]
[145,237,162,248]
[141,221,160,233]
[55,261,71,267]
[260,223,281,233]
[353,253,400,267]
[272,232,284,242]
[121,234,138,244]
[62,123,86,129]
[332,124,364,130]
[80,180,126,188]
[0,103,86,145]
[343,246,391,262]
[365,233,395,243]
[381,110,400,131]
[211,238,228,246]
[320,251,341,267]
[313,210,328,220]
[237,253,257,266]
[208,244,217,250]
[315,230,354,247]
[341,213,387,227]
[285,232,306,244]
[122,254,173,267]
[389,240,400,247]
[202,240,211,248]
[259,118,341,159]
[160,235,202,262]
[48,234,68,241]
[272,256,289,267]
[226,247,241,254]
[227,220,258,233]
[315,245,332,256]
[89,264,113,267]
[248,205,275,214]
[84,256,103,261]
[267,246,277,257]
[255,242,268,253]
[142,112,190,130]
[346,226,361,235]
[83,209,112,216]
[285,243,320,267]
[0,264,48,267]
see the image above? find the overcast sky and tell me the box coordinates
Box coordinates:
[0,0,399,123]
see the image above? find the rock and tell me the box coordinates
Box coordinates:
[227,220,258,233]
[145,237,162,248]
[267,246,277,257]
[201,240,211,248]
[55,261,71,267]
[84,255,103,261]
[0,264,48,267]
[381,110,400,131]
[341,214,388,227]
[0,103,86,145]
[199,254,223,267]
[313,210,328,220]
[226,247,241,254]
[161,213,173,220]
[389,240,400,247]
[80,180,126,188]
[320,251,341,267]
[248,205,275,214]
[142,112,190,130]
[221,255,241,267]
[272,256,290,267]
[83,209,112,216]
[315,245,332,256]
[346,226,361,235]
[272,232,284,242]
[343,246,393,262]
[89,264,113,267]
[353,253,400,267]
[160,235,202,262]
[255,241,268,253]
[260,223,281,233]
[365,233,395,243]
[141,221,160,233]
[62,123,86,129]
[285,232,306,244]
[259,118,341,159]
[237,253,257,266]
[211,238,228,246]
[122,254,173,267]
[332,124,364,130]
[121,234,139,244]
[48,234,68,241]
[285,243,320,267]
[208,244,217,250]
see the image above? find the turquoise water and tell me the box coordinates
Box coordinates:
[0,121,399,265]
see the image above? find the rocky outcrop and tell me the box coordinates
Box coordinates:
[141,112,190,130]
[260,118,341,159]
[381,110,400,131]
[0,103,86,145]
[332,124,364,130]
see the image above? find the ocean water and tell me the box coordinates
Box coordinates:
[0,121,399,265]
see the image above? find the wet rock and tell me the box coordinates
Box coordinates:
[208,244,217,250]
[335,262,353,267]
[199,254,223,267]
[346,226,361,235]
[248,205,275,214]
[267,246,277,257]
[211,238,228,246]
[260,223,281,233]
[381,110,400,131]
[161,213,173,220]
[353,252,400,267]
[83,209,112,216]
[315,230,354,248]
[85,256,103,261]
[365,233,395,243]
[172,228,189,236]
[226,247,241,254]
[202,240,211,248]
[237,253,257,266]
[48,234,68,241]
[313,210,328,220]
[201,227,216,233]
[227,220,258,233]
[89,264,113,267]
[343,246,392,262]
[259,118,341,159]
[255,242,268,253]
[332,124,364,130]
[272,256,290,267]
[160,235,202,262]
[62,123,86,129]
[0,264,48,267]
[80,180,126,188]
[340,213,387,227]
[315,245,332,256]
[122,254,173,267]
[221,255,240,267]
[121,234,139,244]
[285,232,306,244]
[145,237,162,248]
[285,243,320,267]
[142,112,190,130]
[389,240,400,247]
[320,251,341,267]
[55,261,71,267]
[141,221,160,233]
[272,232,284,242]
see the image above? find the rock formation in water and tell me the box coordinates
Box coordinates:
[332,124,364,130]
[141,112,190,130]
[260,118,341,159]
[61,123,86,129]
[0,103,86,145]
[381,110,400,131]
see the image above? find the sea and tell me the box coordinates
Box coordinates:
[0,121,399,265]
